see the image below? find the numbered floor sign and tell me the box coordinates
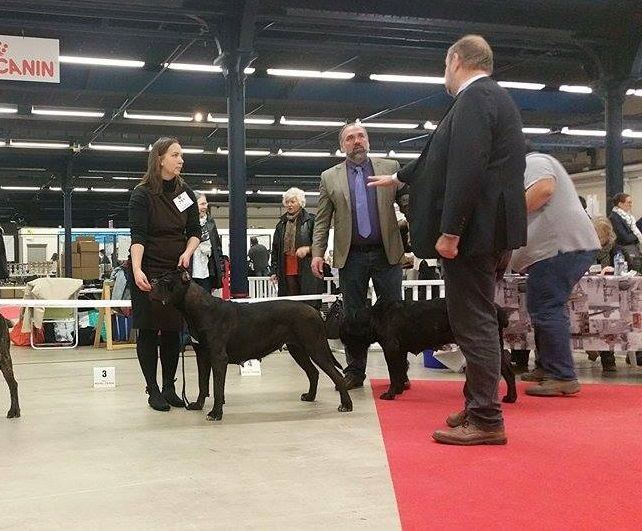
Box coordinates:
[93,367,116,388]
[239,359,261,376]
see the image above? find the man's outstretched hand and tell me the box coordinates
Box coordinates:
[368,175,397,187]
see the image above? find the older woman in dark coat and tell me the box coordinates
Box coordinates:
[270,187,324,298]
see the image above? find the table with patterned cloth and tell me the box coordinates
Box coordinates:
[496,275,642,351]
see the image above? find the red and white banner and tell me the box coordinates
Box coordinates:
[0,35,59,83]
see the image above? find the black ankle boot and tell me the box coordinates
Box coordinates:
[162,381,185,408]
[147,386,170,411]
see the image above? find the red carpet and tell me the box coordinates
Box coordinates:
[371,379,642,530]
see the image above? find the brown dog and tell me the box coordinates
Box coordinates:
[1,316,20,418]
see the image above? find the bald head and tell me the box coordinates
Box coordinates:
[444,35,494,96]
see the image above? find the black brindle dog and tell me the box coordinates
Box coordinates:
[337,298,517,403]
[150,269,352,421]
[1,316,20,418]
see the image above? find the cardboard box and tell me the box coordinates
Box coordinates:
[72,266,98,280]
[0,287,15,298]
[77,240,99,253]
[80,253,100,268]
[72,252,81,268]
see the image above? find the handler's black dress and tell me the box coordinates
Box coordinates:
[129,179,200,330]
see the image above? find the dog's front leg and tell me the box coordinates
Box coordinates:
[186,342,211,411]
[206,341,228,422]
[380,346,407,400]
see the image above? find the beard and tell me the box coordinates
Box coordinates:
[347,146,367,162]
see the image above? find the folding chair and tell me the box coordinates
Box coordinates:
[24,277,83,350]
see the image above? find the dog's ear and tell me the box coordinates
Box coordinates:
[179,267,192,284]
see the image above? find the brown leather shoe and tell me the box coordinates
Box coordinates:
[446,409,466,428]
[525,378,580,397]
[521,367,546,382]
[432,422,507,446]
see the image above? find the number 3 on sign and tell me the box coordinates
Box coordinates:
[94,367,116,388]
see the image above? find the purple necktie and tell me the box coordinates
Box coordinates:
[354,166,371,238]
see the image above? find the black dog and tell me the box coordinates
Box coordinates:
[1,316,20,418]
[150,269,353,421]
[338,298,517,403]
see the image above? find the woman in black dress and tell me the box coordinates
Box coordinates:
[128,137,201,411]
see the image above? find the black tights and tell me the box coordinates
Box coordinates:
[136,329,180,392]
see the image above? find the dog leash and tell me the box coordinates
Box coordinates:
[180,318,191,408]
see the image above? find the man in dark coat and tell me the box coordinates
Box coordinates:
[369,35,527,445]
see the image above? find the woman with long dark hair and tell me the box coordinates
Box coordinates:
[128,137,201,411]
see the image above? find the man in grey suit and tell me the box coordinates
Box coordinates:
[370,35,527,445]
[311,123,405,389]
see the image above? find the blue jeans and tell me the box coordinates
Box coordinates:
[339,247,402,377]
[526,250,597,380]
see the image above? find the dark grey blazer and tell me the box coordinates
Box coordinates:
[399,76,527,258]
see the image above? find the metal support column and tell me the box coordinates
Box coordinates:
[604,85,625,203]
[61,158,73,277]
[221,0,258,298]
[223,53,249,298]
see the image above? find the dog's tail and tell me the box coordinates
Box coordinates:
[331,353,344,373]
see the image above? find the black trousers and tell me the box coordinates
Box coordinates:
[442,252,504,429]
[136,329,181,392]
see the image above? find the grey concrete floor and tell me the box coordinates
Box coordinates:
[1,345,641,530]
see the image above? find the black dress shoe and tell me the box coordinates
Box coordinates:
[343,374,365,390]
[162,383,185,408]
[146,387,170,412]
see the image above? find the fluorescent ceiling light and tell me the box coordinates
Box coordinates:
[59,55,144,68]
[0,104,18,114]
[279,149,332,157]
[561,127,606,137]
[164,62,255,74]
[559,85,592,94]
[79,175,104,180]
[194,112,204,122]
[358,120,419,129]
[257,190,285,196]
[267,68,355,80]
[333,150,387,157]
[73,187,89,192]
[304,191,320,196]
[280,116,346,127]
[9,140,69,149]
[623,129,642,138]
[424,121,437,130]
[388,150,421,159]
[207,114,275,125]
[369,73,444,84]
[113,176,140,181]
[88,142,147,152]
[90,188,129,193]
[626,89,642,97]
[124,110,194,122]
[1,186,40,191]
[0,141,5,147]
[32,106,104,118]
[181,148,205,154]
[49,187,61,191]
[194,188,226,195]
[498,81,545,90]
[216,147,271,156]
[522,127,552,134]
